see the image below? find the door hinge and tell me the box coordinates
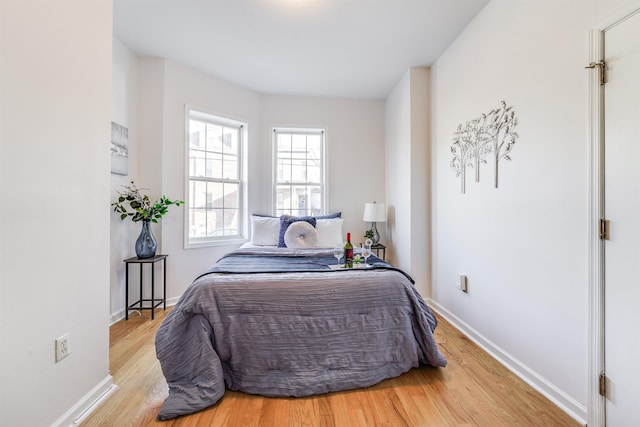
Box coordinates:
[599,219,610,240]
[599,373,608,397]
[585,61,606,85]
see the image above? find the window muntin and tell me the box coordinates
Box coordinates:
[188,110,244,243]
[273,128,325,217]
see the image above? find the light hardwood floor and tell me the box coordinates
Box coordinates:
[82,308,580,426]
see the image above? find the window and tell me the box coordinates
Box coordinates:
[187,109,245,245]
[273,128,325,216]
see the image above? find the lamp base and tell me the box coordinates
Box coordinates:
[371,222,380,245]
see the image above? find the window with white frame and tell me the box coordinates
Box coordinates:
[273,128,325,216]
[187,109,245,244]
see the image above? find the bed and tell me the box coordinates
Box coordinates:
[154,216,447,420]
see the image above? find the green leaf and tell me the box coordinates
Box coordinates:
[112,181,182,224]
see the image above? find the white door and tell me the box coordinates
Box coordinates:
[603,9,640,426]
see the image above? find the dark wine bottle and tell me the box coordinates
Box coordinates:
[344,232,354,268]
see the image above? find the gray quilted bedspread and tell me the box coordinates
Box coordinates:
[155,248,447,420]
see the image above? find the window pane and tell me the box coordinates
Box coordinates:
[223,127,237,154]
[206,123,222,152]
[307,134,321,156]
[307,164,321,183]
[292,134,306,153]
[191,180,207,208]
[292,185,308,212]
[277,134,291,153]
[223,209,237,233]
[291,162,306,182]
[189,209,207,238]
[310,186,322,213]
[210,151,222,179]
[189,149,205,177]
[276,185,291,211]
[278,156,291,182]
[189,120,205,149]
[207,209,221,235]
[224,183,238,208]
[209,181,223,208]
[222,153,238,180]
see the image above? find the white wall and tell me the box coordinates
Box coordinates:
[429,0,631,423]
[0,1,113,426]
[110,55,170,320]
[158,60,263,302]
[261,95,386,239]
[386,72,412,268]
[109,54,263,314]
[114,59,387,306]
[385,68,431,296]
[111,37,141,319]
[409,69,431,297]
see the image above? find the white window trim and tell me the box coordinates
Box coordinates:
[271,126,327,216]
[184,106,249,249]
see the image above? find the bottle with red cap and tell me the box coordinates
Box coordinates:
[343,232,353,268]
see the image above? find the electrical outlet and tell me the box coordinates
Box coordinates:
[55,333,70,362]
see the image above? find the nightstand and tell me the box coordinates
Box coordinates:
[361,242,387,261]
[371,243,386,260]
[124,254,167,320]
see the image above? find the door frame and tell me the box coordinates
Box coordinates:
[588,3,640,426]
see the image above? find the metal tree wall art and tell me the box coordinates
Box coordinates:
[450,101,519,193]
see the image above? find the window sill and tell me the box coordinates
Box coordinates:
[185,238,249,250]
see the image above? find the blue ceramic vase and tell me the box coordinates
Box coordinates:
[135,220,157,259]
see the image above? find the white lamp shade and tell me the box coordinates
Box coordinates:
[363,202,386,222]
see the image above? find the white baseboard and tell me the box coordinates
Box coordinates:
[427,299,587,426]
[51,375,118,427]
[109,297,180,325]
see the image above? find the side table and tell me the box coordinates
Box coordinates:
[360,243,387,261]
[124,254,167,320]
[371,243,386,260]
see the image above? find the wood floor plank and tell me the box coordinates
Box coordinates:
[82,307,580,427]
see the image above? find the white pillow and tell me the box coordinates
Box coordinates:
[283,221,319,248]
[251,215,280,246]
[315,218,344,248]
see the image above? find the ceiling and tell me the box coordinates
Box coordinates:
[113,0,489,100]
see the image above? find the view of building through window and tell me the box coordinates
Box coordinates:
[273,128,325,216]
[188,110,244,243]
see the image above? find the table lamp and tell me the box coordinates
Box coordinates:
[362,201,386,245]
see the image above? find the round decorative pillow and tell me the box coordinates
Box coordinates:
[283,221,319,248]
